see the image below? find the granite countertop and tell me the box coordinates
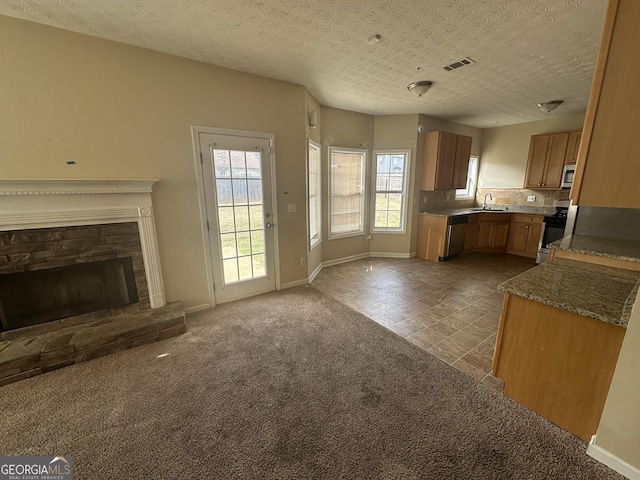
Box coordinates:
[551,234,640,263]
[420,206,556,217]
[498,258,640,327]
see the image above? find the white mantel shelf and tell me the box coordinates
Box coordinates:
[0,178,166,309]
[0,178,159,195]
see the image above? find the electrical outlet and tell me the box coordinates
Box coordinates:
[288,203,297,213]
[527,195,536,202]
[300,257,306,266]
[423,195,428,203]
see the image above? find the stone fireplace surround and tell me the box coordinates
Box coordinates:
[0,179,186,387]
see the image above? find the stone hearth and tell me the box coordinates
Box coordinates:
[0,302,186,387]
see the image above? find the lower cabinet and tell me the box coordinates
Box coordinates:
[493,293,625,441]
[475,213,510,252]
[417,212,541,260]
[463,214,479,254]
[416,215,448,261]
[507,214,543,258]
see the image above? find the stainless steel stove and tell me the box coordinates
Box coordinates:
[536,200,570,264]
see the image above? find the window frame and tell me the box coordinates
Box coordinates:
[371,149,412,234]
[328,146,368,240]
[307,140,322,250]
[455,155,480,199]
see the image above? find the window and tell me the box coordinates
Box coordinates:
[372,150,411,233]
[329,147,366,238]
[456,155,479,199]
[308,141,322,249]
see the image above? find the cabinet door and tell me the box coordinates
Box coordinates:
[452,135,472,189]
[565,130,582,165]
[416,215,448,261]
[542,133,570,188]
[477,221,494,248]
[434,132,457,190]
[463,217,479,253]
[524,135,550,188]
[493,221,510,248]
[526,224,543,252]
[508,223,529,251]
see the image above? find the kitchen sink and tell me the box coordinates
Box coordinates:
[470,207,507,211]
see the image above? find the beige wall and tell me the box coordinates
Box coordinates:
[479,112,585,188]
[0,15,308,308]
[320,106,375,263]
[371,115,420,256]
[592,296,640,471]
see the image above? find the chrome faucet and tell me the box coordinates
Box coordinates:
[483,192,493,210]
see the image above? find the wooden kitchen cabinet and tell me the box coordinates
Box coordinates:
[416,215,448,261]
[523,132,569,189]
[493,293,625,441]
[507,214,543,258]
[476,213,510,252]
[564,130,582,165]
[421,131,472,190]
[463,214,479,254]
[571,0,640,208]
[452,135,472,189]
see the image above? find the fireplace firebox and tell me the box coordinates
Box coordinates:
[0,257,139,332]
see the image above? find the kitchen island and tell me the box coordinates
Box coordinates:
[492,236,640,441]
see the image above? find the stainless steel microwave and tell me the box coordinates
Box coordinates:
[561,164,576,188]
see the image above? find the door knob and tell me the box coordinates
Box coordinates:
[266,222,273,228]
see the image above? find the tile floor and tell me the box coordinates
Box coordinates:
[311,253,535,387]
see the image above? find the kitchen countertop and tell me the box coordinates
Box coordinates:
[498,258,640,327]
[551,234,640,263]
[419,206,556,217]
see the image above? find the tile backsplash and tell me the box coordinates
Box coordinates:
[420,187,570,212]
[419,190,474,211]
[476,188,570,208]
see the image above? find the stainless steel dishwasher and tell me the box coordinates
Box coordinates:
[442,215,469,260]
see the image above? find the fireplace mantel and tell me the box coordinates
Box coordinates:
[0,179,166,308]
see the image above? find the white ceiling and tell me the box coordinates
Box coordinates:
[0,0,607,128]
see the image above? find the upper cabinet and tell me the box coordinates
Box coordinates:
[571,0,640,207]
[523,132,570,189]
[421,131,472,190]
[565,130,582,165]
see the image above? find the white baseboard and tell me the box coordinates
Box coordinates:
[322,252,370,267]
[587,435,640,480]
[308,263,323,283]
[184,304,212,315]
[280,278,309,290]
[369,251,413,259]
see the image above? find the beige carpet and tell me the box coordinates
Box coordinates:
[0,286,624,479]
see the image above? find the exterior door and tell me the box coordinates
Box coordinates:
[197,131,276,304]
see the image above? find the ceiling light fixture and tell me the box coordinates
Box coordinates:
[407,80,434,98]
[537,100,563,113]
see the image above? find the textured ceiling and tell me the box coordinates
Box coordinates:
[0,0,607,128]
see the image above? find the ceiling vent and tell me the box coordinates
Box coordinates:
[443,57,476,71]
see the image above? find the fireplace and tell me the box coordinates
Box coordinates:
[0,179,166,337]
[0,180,187,388]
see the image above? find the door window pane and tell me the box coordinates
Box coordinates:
[213,148,268,285]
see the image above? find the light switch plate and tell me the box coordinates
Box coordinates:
[527,195,536,202]
[288,203,297,213]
